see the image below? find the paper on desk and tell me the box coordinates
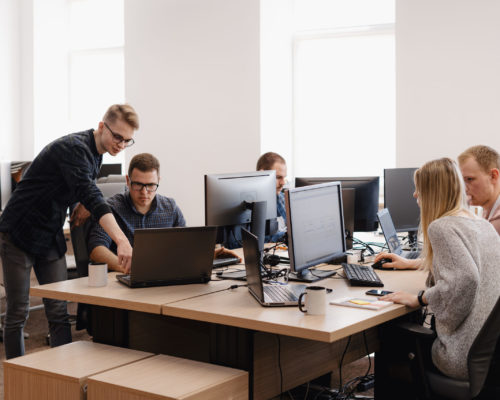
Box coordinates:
[330,297,393,311]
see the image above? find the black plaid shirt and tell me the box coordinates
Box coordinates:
[87,192,186,255]
[0,129,111,257]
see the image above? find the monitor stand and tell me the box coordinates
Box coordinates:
[408,231,419,250]
[288,268,336,283]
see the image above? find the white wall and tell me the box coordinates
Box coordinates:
[396,0,500,167]
[124,0,261,225]
[0,0,21,160]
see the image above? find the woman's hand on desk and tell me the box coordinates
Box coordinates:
[214,247,242,262]
[380,291,419,308]
[374,252,420,270]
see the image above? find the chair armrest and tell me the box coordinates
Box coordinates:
[393,321,437,340]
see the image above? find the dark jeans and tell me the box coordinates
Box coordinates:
[0,233,72,359]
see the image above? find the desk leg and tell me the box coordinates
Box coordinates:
[374,314,421,400]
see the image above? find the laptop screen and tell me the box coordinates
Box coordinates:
[377,209,402,255]
[242,229,265,301]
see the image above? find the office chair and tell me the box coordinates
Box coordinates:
[70,182,127,331]
[394,296,500,400]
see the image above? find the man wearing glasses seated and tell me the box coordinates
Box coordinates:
[88,153,240,272]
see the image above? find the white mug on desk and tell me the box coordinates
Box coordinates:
[298,286,327,315]
[88,263,108,287]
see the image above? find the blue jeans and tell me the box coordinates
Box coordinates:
[0,233,72,359]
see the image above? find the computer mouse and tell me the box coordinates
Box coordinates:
[372,258,394,270]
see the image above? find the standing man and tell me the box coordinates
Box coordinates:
[0,104,138,359]
[256,152,288,243]
[88,153,239,271]
[458,145,500,235]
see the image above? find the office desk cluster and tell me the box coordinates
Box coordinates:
[30,257,426,399]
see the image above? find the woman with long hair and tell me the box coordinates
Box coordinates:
[380,157,500,379]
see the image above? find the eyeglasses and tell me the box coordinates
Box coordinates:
[130,181,159,192]
[104,122,135,147]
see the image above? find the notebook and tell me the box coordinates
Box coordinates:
[116,226,217,288]
[377,208,420,259]
[330,297,393,311]
[242,228,306,307]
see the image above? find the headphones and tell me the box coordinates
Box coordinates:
[263,254,281,266]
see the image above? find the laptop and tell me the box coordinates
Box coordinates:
[116,226,217,288]
[377,208,420,259]
[242,228,306,307]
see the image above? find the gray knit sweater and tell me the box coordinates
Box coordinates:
[425,215,500,380]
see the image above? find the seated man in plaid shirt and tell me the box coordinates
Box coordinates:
[88,153,239,272]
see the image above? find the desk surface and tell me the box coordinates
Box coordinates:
[31,266,426,342]
[162,268,426,342]
[30,272,232,314]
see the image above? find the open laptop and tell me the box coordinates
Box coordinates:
[116,226,217,288]
[242,228,306,307]
[377,208,420,259]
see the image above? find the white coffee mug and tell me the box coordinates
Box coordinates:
[88,263,108,287]
[298,286,327,315]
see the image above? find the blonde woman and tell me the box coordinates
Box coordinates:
[380,158,500,380]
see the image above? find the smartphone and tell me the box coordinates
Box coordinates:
[365,289,393,297]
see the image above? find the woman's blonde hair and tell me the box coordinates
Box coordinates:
[415,157,468,271]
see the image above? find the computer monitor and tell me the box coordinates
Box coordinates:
[295,176,380,232]
[384,168,420,244]
[0,161,12,211]
[98,163,122,179]
[285,182,346,283]
[205,171,278,251]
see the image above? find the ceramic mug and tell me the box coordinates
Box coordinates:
[298,286,327,315]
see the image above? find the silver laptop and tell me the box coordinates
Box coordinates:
[242,228,306,307]
[377,209,420,259]
[116,226,217,288]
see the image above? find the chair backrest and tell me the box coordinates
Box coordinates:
[70,182,127,277]
[467,295,500,397]
[97,174,127,183]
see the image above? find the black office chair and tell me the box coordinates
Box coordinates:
[395,296,500,400]
[70,181,127,331]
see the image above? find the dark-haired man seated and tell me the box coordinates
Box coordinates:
[88,153,239,272]
[256,152,288,243]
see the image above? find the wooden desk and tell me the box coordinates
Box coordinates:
[30,272,232,314]
[30,267,426,399]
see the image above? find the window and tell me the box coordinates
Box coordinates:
[292,0,395,179]
[68,0,125,166]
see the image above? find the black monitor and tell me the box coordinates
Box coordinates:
[98,163,122,179]
[205,171,278,251]
[295,176,380,232]
[285,182,345,283]
[384,168,420,243]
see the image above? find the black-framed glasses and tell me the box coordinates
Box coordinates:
[130,181,159,192]
[104,122,135,147]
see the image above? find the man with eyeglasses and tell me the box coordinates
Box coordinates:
[88,153,240,272]
[0,104,139,359]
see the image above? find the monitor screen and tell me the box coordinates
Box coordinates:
[384,168,419,232]
[295,176,380,232]
[285,182,345,282]
[98,163,122,179]
[205,171,278,250]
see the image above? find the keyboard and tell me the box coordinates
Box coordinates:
[264,285,298,302]
[342,263,384,287]
[212,256,240,269]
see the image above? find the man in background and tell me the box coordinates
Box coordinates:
[458,145,500,235]
[256,152,288,243]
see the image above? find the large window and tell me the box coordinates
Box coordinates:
[68,0,125,165]
[292,0,395,179]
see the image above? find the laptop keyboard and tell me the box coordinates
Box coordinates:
[264,285,298,302]
[342,263,384,287]
[212,256,240,268]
